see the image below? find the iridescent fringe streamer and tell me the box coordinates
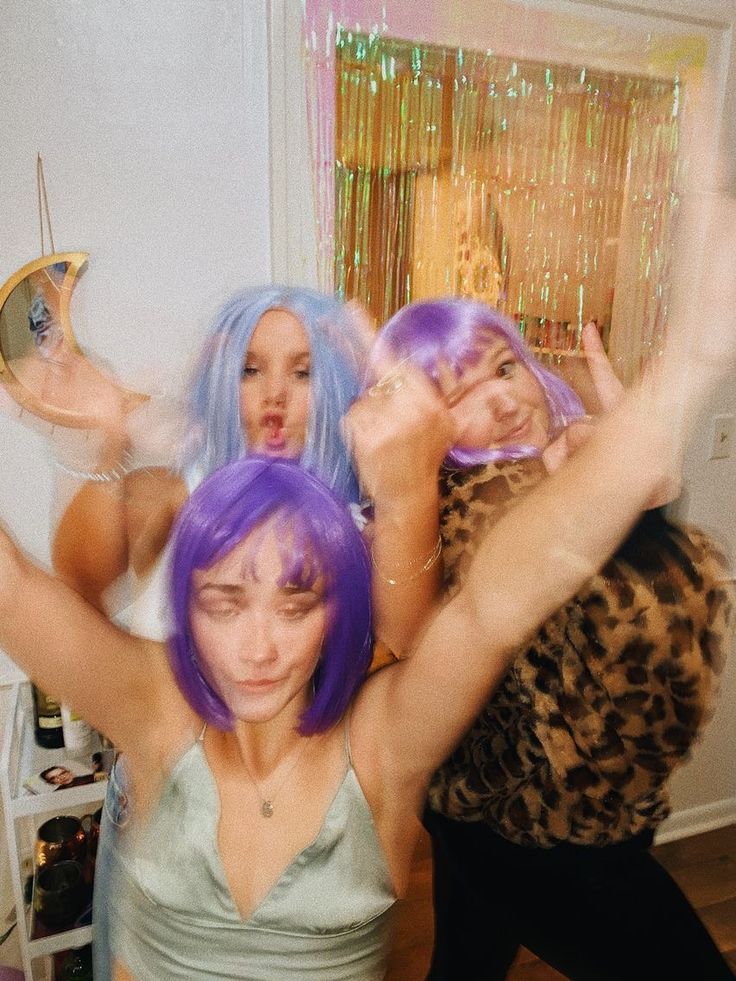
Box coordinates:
[303,1,691,383]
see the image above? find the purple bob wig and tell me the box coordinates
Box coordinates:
[167,456,373,735]
[370,299,585,466]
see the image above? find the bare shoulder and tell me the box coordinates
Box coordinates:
[116,640,203,824]
[348,663,427,808]
[347,668,427,895]
[124,467,187,518]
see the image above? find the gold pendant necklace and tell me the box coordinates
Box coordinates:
[241,736,310,818]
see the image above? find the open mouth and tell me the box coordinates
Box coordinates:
[262,414,287,450]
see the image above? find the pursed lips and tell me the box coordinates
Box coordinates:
[261,414,288,449]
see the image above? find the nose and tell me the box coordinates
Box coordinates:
[264,372,287,406]
[247,611,279,666]
[487,386,517,421]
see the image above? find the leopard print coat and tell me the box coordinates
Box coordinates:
[427,460,733,847]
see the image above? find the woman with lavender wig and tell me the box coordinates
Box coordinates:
[0,319,724,977]
[348,298,734,980]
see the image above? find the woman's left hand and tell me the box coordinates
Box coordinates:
[542,323,679,507]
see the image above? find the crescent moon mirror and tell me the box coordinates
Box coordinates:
[0,253,147,428]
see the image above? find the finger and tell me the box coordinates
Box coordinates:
[541,419,595,474]
[344,300,377,353]
[435,358,459,400]
[581,322,624,413]
[541,432,569,474]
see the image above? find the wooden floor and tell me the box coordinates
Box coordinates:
[385,823,736,980]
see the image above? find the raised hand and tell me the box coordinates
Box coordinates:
[344,358,454,503]
[344,355,455,656]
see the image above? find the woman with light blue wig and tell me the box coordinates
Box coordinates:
[54,285,368,614]
[183,285,366,503]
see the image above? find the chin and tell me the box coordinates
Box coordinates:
[230,698,283,724]
[229,685,310,727]
[258,444,302,460]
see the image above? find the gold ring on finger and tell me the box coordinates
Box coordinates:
[369,373,405,397]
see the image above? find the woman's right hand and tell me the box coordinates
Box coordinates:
[344,361,455,504]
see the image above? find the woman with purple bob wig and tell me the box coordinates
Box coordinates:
[51,284,374,980]
[349,297,589,658]
[0,307,722,978]
[167,455,373,736]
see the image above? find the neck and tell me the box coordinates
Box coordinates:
[227,698,309,778]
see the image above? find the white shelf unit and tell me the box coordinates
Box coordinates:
[0,682,106,980]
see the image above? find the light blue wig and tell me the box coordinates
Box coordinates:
[181,286,366,503]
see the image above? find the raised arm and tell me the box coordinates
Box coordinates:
[346,366,453,657]
[52,479,130,611]
[51,384,188,612]
[0,520,165,749]
[52,465,186,611]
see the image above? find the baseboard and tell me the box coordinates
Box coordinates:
[655,796,736,845]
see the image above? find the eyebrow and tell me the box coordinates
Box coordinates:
[280,583,322,598]
[244,349,311,363]
[194,582,243,597]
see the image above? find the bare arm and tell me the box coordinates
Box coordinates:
[49,378,186,611]
[346,368,453,657]
[0,523,169,750]
[52,480,129,612]
[52,466,186,612]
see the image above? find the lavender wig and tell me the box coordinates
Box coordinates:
[181,286,367,503]
[370,299,585,466]
[168,456,373,735]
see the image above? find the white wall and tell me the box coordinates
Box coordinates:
[0,0,272,564]
[660,384,736,840]
[0,1,274,950]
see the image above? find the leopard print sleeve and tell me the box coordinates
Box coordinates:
[429,461,734,847]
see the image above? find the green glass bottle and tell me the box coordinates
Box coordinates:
[32,685,65,749]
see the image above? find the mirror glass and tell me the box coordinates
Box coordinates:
[0,254,146,428]
[0,261,77,409]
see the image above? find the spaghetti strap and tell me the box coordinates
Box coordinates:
[343,709,354,768]
[198,722,207,743]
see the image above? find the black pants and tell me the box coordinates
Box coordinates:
[424,809,734,981]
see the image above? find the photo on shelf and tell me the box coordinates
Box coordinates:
[23,749,112,795]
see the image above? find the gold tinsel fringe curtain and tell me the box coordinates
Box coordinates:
[303,2,691,382]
